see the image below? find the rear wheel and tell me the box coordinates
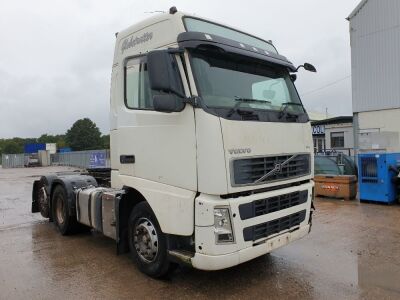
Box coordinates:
[52,185,80,235]
[128,202,174,278]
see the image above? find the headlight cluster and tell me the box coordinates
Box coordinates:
[213,207,234,244]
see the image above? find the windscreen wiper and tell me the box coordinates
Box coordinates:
[234,97,271,104]
[278,102,304,120]
[227,97,271,117]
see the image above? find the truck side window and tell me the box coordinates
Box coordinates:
[125,57,154,110]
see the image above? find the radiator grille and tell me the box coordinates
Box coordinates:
[239,190,308,220]
[232,154,310,186]
[243,210,306,242]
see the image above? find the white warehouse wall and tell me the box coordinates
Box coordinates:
[349,0,400,154]
[350,0,400,113]
[355,109,400,152]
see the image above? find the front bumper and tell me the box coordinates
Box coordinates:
[192,224,310,270]
[192,181,313,270]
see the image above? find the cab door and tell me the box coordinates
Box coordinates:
[115,54,197,191]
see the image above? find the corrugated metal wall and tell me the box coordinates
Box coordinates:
[1,154,25,168]
[1,150,110,169]
[350,0,400,112]
[51,150,111,169]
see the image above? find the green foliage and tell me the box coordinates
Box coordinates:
[65,118,103,151]
[38,134,67,148]
[0,138,27,154]
[101,134,110,149]
[2,140,22,154]
[0,138,29,164]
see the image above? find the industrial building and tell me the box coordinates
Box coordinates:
[312,116,354,156]
[348,0,400,154]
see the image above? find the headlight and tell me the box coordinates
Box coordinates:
[214,207,234,244]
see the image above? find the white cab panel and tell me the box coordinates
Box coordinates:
[112,171,196,236]
[220,118,313,193]
[194,109,229,195]
[115,105,197,191]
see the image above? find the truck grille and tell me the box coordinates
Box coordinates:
[232,154,310,186]
[238,190,308,220]
[243,210,306,242]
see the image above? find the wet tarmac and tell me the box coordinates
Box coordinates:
[1,167,400,299]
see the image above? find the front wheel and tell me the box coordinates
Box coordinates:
[128,202,173,278]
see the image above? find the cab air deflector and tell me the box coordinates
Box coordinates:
[177,32,296,72]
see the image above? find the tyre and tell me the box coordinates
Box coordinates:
[52,185,80,235]
[128,202,173,278]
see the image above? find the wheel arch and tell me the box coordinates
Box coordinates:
[116,185,196,257]
[116,186,147,254]
[32,173,97,220]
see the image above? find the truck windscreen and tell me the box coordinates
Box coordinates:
[189,49,306,120]
[184,17,278,54]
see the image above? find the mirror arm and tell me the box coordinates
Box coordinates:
[183,96,199,107]
[295,65,304,72]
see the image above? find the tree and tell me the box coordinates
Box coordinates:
[38,134,67,148]
[38,134,57,143]
[101,134,110,149]
[65,118,103,151]
[3,140,22,154]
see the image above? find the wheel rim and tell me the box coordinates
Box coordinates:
[133,218,159,263]
[39,187,49,217]
[55,194,65,225]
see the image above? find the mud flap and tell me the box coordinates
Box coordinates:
[115,194,130,255]
[32,179,50,218]
[308,200,316,233]
[31,180,41,213]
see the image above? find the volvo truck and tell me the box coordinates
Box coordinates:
[32,7,316,278]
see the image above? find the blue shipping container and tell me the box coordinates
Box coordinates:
[24,143,46,154]
[358,153,400,204]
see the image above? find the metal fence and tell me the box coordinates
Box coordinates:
[1,153,26,168]
[314,148,353,157]
[51,149,111,169]
[1,149,111,169]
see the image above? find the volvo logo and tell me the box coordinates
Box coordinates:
[272,163,282,173]
[228,148,252,155]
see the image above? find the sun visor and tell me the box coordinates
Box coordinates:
[177,32,296,72]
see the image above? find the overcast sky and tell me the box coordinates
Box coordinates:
[0,0,360,138]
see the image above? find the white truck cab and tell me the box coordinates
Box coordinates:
[32,7,316,278]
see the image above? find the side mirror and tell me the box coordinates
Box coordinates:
[153,94,184,113]
[147,50,185,97]
[304,63,317,72]
[296,63,317,73]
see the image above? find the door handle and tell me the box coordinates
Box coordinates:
[120,155,135,164]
